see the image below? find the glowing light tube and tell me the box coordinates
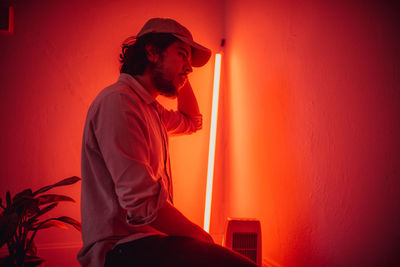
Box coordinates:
[204,53,222,232]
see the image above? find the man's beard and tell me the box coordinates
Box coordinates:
[151,60,178,98]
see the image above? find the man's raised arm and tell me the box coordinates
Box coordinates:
[178,81,201,116]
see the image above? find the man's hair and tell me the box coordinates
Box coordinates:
[120,33,179,76]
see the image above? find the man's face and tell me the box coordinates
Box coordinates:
[150,41,193,97]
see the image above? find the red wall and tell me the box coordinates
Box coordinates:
[1,0,400,266]
[221,0,400,266]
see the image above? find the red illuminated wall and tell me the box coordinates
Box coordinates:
[1,0,400,266]
[219,0,400,266]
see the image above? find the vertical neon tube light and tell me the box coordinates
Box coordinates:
[204,53,222,232]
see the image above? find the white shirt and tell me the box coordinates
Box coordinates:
[78,73,201,267]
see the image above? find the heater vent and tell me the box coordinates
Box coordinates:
[232,232,258,263]
[223,218,262,266]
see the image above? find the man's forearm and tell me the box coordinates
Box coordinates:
[178,81,201,116]
[149,201,213,243]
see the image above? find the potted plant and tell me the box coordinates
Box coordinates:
[0,176,81,267]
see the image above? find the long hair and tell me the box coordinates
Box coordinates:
[119,33,179,76]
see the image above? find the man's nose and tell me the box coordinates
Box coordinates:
[184,60,193,74]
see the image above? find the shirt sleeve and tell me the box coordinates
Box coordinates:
[92,91,168,226]
[156,103,203,135]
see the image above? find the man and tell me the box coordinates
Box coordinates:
[78,18,256,267]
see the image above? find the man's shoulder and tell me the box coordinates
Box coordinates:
[91,80,141,109]
[98,80,137,100]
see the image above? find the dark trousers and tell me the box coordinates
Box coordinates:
[104,235,257,267]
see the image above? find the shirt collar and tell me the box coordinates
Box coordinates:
[118,73,156,105]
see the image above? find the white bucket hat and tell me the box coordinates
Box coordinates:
[137,18,212,67]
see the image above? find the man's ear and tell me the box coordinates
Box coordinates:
[145,44,159,63]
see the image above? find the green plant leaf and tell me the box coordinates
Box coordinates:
[23,218,39,229]
[33,176,81,196]
[12,189,33,203]
[13,196,39,217]
[24,255,44,266]
[36,194,75,205]
[52,176,81,186]
[55,216,82,232]
[34,220,68,230]
[32,216,81,232]
[0,212,18,249]
[31,203,57,221]
[25,237,38,256]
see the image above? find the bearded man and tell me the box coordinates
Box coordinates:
[78,18,256,267]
